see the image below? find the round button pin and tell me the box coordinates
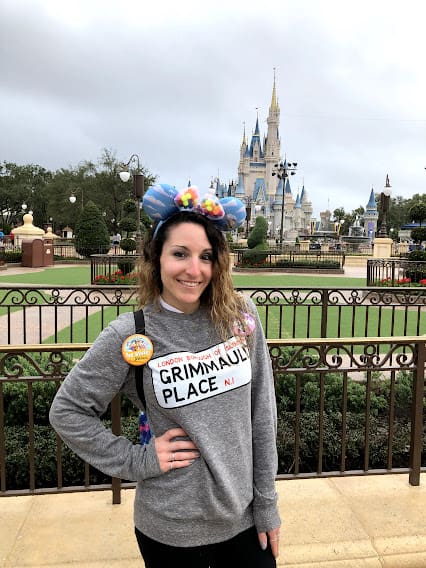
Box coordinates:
[122,334,154,366]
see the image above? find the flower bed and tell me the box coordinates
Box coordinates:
[93,270,138,286]
[378,277,426,287]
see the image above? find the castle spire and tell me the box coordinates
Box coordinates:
[241,122,247,146]
[270,67,279,112]
[254,109,260,136]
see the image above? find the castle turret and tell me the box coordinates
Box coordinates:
[264,71,281,194]
[364,187,379,239]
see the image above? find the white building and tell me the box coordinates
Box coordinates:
[215,76,313,241]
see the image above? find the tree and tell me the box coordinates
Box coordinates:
[0,151,157,237]
[408,202,426,226]
[0,162,52,231]
[333,207,345,222]
[119,199,138,253]
[74,201,110,258]
[411,227,426,244]
[341,206,365,236]
[45,148,156,235]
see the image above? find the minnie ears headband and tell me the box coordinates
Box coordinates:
[142,184,246,234]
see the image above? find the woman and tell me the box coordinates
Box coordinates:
[50,184,281,567]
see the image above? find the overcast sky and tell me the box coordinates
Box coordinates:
[1,0,425,218]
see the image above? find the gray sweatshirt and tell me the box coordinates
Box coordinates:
[49,300,280,547]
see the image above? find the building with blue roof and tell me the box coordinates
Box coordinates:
[215,74,313,241]
[213,74,386,243]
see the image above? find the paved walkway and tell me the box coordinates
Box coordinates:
[0,266,100,344]
[2,474,426,567]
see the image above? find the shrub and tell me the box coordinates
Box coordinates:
[4,417,140,490]
[274,259,340,269]
[119,199,138,254]
[408,250,426,262]
[411,227,426,244]
[117,256,136,274]
[241,248,269,267]
[275,370,388,416]
[2,381,58,426]
[74,201,110,258]
[247,216,268,249]
[2,352,74,426]
[4,250,23,263]
[276,411,413,474]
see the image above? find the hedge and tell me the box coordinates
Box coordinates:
[4,416,140,490]
[2,352,423,490]
[3,410,419,490]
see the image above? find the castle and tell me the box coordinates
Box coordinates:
[214,75,380,242]
[214,75,313,241]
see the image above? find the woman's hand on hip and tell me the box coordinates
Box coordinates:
[258,528,280,558]
[154,427,200,473]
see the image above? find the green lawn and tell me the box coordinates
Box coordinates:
[233,273,366,288]
[2,266,423,346]
[0,266,91,286]
[43,306,134,353]
[0,267,93,317]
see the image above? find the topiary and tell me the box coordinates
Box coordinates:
[247,216,268,249]
[74,201,110,258]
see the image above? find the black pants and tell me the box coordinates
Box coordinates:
[135,525,276,568]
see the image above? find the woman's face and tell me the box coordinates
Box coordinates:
[159,222,213,313]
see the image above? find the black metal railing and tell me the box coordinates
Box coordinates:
[367,259,426,286]
[1,285,425,345]
[0,336,424,504]
[90,254,137,283]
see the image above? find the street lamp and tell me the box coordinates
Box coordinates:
[69,188,83,208]
[228,180,236,197]
[272,159,297,245]
[244,197,252,237]
[378,175,392,238]
[119,153,144,248]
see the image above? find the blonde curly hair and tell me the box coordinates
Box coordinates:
[136,212,247,340]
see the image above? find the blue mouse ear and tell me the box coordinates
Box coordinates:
[142,184,179,221]
[215,197,247,230]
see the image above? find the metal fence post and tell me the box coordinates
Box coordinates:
[409,339,425,486]
[111,394,122,503]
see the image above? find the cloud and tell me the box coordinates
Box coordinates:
[1,0,425,219]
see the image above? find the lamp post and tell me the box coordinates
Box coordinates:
[245,197,252,237]
[69,188,84,209]
[378,175,392,238]
[272,159,297,245]
[228,180,236,197]
[119,154,144,248]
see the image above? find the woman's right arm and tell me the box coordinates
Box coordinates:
[49,320,200,480]
[49,322,162,482]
